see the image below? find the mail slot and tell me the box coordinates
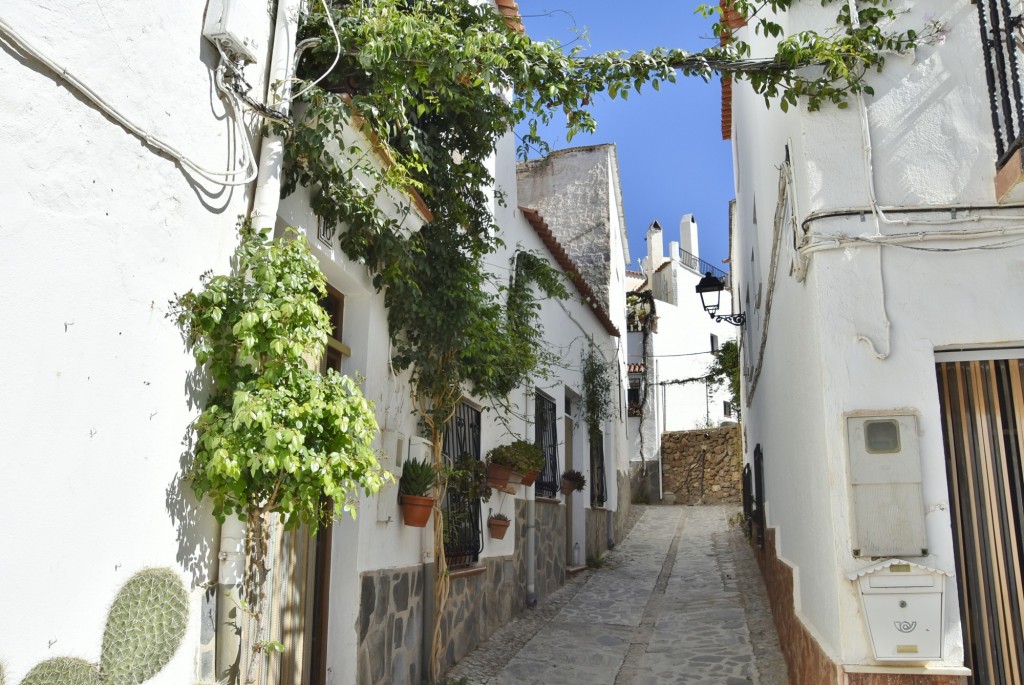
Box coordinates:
[848,559,950,662]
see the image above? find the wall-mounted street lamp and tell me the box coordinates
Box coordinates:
[695,272,745,326]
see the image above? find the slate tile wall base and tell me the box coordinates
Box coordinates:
[585,508,608,561]
[358,499,572,684]
[754,527,966,685]
[661,425,742,504]
[613,470,632,544]
[356,565,425,685]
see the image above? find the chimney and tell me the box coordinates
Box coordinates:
[680,214,699,259]
[646,220,664,271]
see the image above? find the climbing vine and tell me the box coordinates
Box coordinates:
[582,345,614,436]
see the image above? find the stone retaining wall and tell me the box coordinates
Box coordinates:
[661,425,741,504]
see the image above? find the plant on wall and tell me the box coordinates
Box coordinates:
[172,221,389,683]
[582,345,614,436]
[707,339,741,407]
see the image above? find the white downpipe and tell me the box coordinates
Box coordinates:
[217,0,303,681]
[216,516,247,683]
[525,383,537,606]
[250,0,302,232]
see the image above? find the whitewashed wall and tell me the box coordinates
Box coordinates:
[0,1,274,682]
[730,0,1023,669]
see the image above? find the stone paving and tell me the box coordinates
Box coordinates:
[446,505,789,685]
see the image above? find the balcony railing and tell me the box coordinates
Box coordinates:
[978,0,1024,168]
[679,247,730,288]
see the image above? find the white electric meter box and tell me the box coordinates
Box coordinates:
[846,414,928,557]
[203,0,263,63]
[849,560,950,662]
[375,430,407,524]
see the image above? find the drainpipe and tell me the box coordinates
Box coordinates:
[525,383,537,607]
[217,0,302,682]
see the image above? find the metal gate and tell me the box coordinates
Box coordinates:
[937,358,1024,685]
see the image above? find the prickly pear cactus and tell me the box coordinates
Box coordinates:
[99,568,189,685]
[19,657,101,685]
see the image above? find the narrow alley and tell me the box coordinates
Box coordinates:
[447,505,788,685]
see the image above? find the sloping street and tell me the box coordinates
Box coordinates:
[447,505,788,685]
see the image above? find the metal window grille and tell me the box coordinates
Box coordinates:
[590,429,607,507]
[534,393,560,498]
[978,0,1024,168]
[442,402,483,568]
[741,463,754,541]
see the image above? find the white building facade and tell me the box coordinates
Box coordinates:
[728,1,1024,683]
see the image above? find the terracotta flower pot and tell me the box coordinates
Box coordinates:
[488,517,510,540]
[561,479,582,496]
[520,469,540,487]
[399,494,434,527]
[486,462,512,489]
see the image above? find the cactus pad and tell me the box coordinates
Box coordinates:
[19,657,101,685]
[99,568,189,685]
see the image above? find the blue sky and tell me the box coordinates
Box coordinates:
[516,0,735,274]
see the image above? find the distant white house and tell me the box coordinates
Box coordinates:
[727,1,1024,683]
[625,214,737,498]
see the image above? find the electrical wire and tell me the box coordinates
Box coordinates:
[291,0,339,101]
[0,15,257,186]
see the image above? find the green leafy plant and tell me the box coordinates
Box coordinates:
[15,569,188,685]
[561,469,586,492]
[486,440,543,474]
[707,339,741,407]
[172,221,388,682]
[399,457,437,498]
[582,346,614,435]
[488,512,510,523]
[446,454,491,502]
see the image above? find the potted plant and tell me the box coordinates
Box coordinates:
[399,457,436,527]
[487,512,511,540]
[488,440,544,487]
[447,454,492,502]
[560,469,586,495]
[485,445,515,489]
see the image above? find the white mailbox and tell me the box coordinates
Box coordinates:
[848,559,950,662]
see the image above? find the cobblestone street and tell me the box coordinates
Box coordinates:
[447,505,789,685]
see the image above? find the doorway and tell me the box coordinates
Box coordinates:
[936,355,1024,684]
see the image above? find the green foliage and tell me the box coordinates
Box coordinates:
[100,568,189,685]
[586,554,607,569]
[698,0,943,112]
[173,221,388,529]
[399,457,437,497]
[19,659,100,685]
[16,569,187,685]
[582,346,613,434]
[446,454,491,502]
[488,512,510,523]
[561,469,586,492]
[707,339,741,407]
[486,440,543,473]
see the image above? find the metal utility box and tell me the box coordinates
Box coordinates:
[846,414,928,557]
[203,0,263,63]
[849,560,950,662]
